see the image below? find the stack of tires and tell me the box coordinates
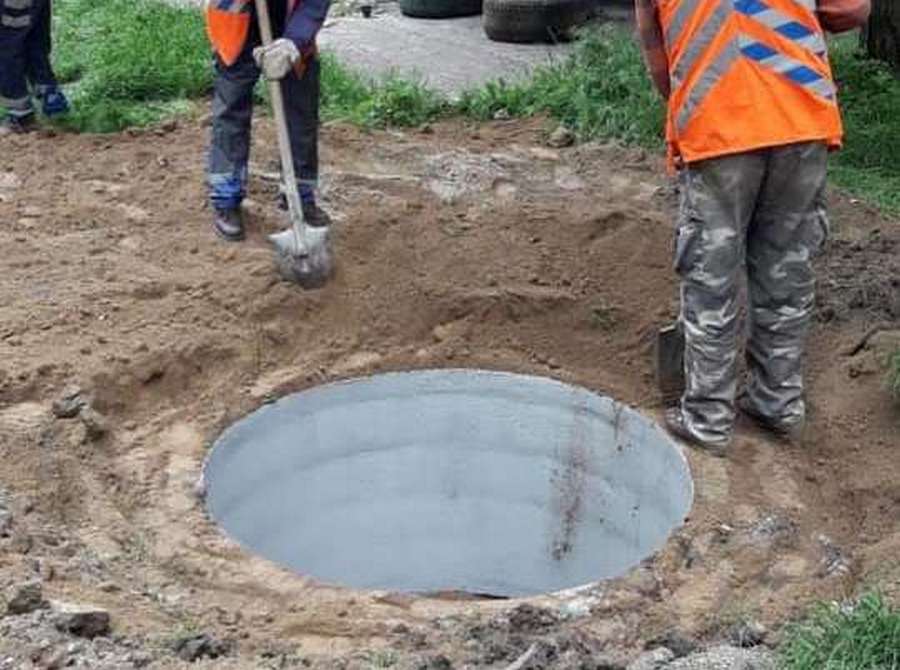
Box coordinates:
[483,0,595,43]
[399,0,484,18]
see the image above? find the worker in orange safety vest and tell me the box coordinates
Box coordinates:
[635,0,870,454]
[205,0,331,242]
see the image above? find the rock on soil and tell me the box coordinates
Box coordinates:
[628,647,676,670]
[172,632,233,662]
[0,490,11,537]
[51,602,111,638]
[4,581,48,616]
[51,386,87,419]
[664,645,776,669]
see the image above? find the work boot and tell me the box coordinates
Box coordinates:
[302,201,332,228]
[0,112,36,135]
[212,207,246,242]
[664,407,731,458]
[39,88,70,117]
[737,395,805,444]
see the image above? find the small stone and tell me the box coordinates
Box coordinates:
[547,125,576,149]
[51,602,111,638]
[728,620,768,647]
[52,386,86,419]
[5,580,48,616]
[493,109,511,121]
[645,631,699,658]
[627,647,675,670]
[172,633,232,662]
[80,407,109,441]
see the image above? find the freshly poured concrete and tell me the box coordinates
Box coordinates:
[204,370,693,597]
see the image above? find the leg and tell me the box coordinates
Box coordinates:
[744,142,828,432]
[281,56,324,222]
[24,0,53,88]
[673,152,767,448]
[24,0,67,116]
[207,46,260,214]
[0,0,34,126]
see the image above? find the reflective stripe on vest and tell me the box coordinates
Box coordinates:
[667,0,837,137]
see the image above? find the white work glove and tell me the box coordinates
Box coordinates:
[252,38,301,80]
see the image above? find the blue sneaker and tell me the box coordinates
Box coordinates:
[40,88,70,117]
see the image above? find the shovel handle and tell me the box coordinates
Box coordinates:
[254,0,308,254]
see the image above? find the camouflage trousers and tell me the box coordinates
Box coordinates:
[675,142,829,446]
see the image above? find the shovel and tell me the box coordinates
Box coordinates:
[255,0,333,288]
[656,321,685,406]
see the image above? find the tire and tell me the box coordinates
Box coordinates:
[399,0,483,18]
[483,0,594,43]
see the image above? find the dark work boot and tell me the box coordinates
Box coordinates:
[0,112,36,135]
[213,207,246,242]
[302,200,333,228]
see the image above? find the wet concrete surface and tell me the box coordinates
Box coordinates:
[205,370,693,597]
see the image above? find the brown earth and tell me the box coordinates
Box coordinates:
[0,115,898,668]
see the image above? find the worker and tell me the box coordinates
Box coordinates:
[0,0,70,134]
[205,0,331,242]
[636,0,870,454]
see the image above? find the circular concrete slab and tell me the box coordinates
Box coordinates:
[204,370,693,597]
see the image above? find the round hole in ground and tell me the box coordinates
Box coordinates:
[204,370,694,598]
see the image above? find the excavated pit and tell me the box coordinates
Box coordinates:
[204,370,693,598]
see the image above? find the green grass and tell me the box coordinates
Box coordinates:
[458,28,665,148]
[5,3,899,212]
[779,593,900,670]
[53,0,212,132]
[829,37,900,213]
[888,348,900,401]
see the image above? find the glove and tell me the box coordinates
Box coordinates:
[253,38,301,80]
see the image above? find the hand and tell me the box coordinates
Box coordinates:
[252,38,301,80]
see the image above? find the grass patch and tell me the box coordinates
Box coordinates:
[457,28,665,148]
[888,347,900,401]
[829,36,900,213]
[53,0,212,132]
[779,593,900,670]
[320,54,447,128]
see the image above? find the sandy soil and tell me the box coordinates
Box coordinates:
[0,115,898,668]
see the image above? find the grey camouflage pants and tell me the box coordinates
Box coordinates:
[675,142,829,445]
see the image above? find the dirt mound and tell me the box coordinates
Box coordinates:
[0,117,898,668]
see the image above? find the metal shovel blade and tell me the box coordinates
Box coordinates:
[656,321,685,406]
[269,226,334,289]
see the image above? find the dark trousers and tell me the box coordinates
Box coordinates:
[0,0,58,116]
[207,10,320,211]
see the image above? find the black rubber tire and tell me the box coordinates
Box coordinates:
[399,0,483,18]
[483,0,594,43]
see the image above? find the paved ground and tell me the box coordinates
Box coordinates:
[318,3,582,97]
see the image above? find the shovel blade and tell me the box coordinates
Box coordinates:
[269,227,334,289]
[656,322,685,406]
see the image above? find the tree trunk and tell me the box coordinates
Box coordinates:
[864,0,900,69]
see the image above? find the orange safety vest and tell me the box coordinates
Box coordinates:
[205,0,307,67]
[658,0,843,165]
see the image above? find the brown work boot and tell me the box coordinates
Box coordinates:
[664,407,731,458]
[737,395,805,444]
[212,207,246,242]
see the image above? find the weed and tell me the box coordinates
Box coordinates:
[366,650,399,668]
[779,593,900,670]
[589,300,618,331]
[888,347,900,401]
